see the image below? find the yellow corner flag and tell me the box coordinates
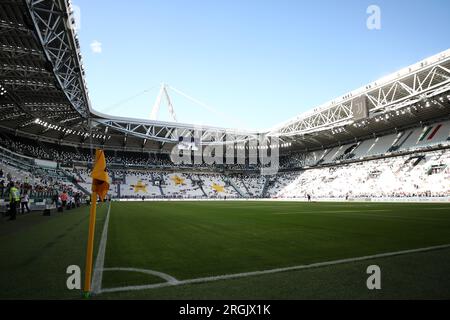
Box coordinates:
[83,149,110,297]
[91,149,110,201]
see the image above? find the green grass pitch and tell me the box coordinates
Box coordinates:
[1,201,450,299]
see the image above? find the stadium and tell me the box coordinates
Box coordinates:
[1,0,450,301]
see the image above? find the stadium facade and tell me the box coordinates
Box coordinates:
[1,0,449,204]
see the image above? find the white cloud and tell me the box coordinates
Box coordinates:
[90,40,102,54]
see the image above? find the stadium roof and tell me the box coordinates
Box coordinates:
[1,0,450,153]
[269,49,450,150]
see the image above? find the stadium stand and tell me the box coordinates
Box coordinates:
[0,117,449,203]
[269,149,450,199]
[0,154,86,214]
[1,119,448,170]
[1,134,448,203]
[1,0,449,208]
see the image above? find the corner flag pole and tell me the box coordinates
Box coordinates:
[83,191,98,296]
[83,149,109,297]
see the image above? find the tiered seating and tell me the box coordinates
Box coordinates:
[321,146,340,164]
[160,173,204,198]
[268,149,450,199]
[281,120,450,168]
[265,172,300,198]
[200,174,239,198]
[399,122,450,151]
[366,133,398,157]
[75,169,118,198]
[242,175,266,197]
[1,119,450,172]
[0,160,84,198]
[352,138,375,159]
[0,162,36,185]
[119,172,160,198]
[1,118,449,201]
[227,176,248,196]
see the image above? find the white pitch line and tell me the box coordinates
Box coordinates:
[92,202,111,294]
[103,267,180,284]
[99,243,450,294]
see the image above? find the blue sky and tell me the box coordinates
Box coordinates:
[74,0,450,130]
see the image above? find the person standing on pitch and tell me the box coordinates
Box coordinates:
[60,191,68,209]
[21,191,31,214]
[8,182,20,221]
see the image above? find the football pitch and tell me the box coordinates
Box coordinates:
[1,200,450,299]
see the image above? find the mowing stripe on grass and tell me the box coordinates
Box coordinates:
[273,209,391,215]
[99,243,450,294]
[273,210,449,222]
[92,202,111,294]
